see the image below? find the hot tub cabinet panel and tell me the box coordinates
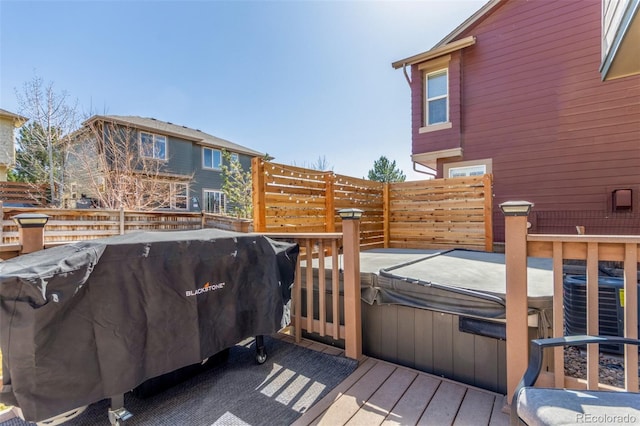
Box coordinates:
[363,303,522,394]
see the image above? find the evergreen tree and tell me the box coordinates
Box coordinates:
[220,150,253,218]
[367,156,406,183]
[12,121,65,185]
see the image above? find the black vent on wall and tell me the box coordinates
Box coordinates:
[612,189,632,212]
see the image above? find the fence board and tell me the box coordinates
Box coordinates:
[0,182,49,206]
[389,175,493,251]
[252,159,493,251]
[0,206,251,247]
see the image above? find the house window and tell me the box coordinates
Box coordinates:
[173,183,188,210]
[425,70,448,126]
[144,181,188,210]
[230,152,239,163]
[448,164,486,178]
[140,132,167,160]
[203,148,222,170]
[203,190,226,214]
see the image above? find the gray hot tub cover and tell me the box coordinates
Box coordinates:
[363,249,554,320]
[0,229,298,422]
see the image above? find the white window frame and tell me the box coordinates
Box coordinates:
[448,164,487,178]
[202,147,222,170]
[230,152,239,163]
[425,69,449,126]
[172,182,188,210]
[140,132,167,160]
[203,189,226,214]
[148,181,189,210]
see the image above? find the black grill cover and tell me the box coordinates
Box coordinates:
[0,229,298,422]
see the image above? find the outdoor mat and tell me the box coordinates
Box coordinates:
[1,336,357,426]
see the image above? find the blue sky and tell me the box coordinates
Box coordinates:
[1,0,487,180]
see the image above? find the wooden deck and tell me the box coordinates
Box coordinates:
[276,334,510,426]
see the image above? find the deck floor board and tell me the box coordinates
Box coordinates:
[418,381,467,425]
[382,374,440,425]
[453,388,497,426]
[314,362,396,425]
[346,367,417,425]
[293,336,510,426]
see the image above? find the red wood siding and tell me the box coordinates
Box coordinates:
[411,0,640,241]
[411,52,462,153]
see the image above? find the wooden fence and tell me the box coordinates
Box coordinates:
[0,182,49,206]
[252,159,384,248]
[252,159,493,251]
[0,204,251,258]
[388,175,493,250]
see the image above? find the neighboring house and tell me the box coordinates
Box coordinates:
[0,108,27,181]
[68,115,265,213]
[392,0,640,242]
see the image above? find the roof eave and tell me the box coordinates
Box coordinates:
[83,115,265,158]
[391,35,477,69]
[391,0,504,70]
[0,110,28,127]
[434,0,504,47]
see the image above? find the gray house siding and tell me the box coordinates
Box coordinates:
[163,135,194,176]
[190,145,253,213]
[69,115,262,213]
[192,144,223,212]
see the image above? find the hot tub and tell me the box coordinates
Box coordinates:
[360,249,553,394]
[302,248,553,394]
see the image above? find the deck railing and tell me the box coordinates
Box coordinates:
[261,214,362,360]
[503,202,639,401]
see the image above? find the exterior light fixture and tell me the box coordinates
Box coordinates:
[338,208,364,220]
[12,213,50,228]
[499,201,533,216]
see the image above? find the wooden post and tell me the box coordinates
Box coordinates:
[252,157,266,232]
[383,183,390,248]
[341,209,363,361]
[483,174,494,252]
[0,200,4,245]
[201,210,206,229]
[501,201,533,403]
[18,227,46,254]
[624,243,639,391]
[119,207,125,235]
[13,213,50,254]
[586,242,599,388]
[325,173,335,233]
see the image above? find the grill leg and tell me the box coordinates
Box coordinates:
[255,335,267,364]
[108,394,133,425]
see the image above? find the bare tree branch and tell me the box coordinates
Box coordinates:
[68,120,191,210]
[14,75,79,205]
